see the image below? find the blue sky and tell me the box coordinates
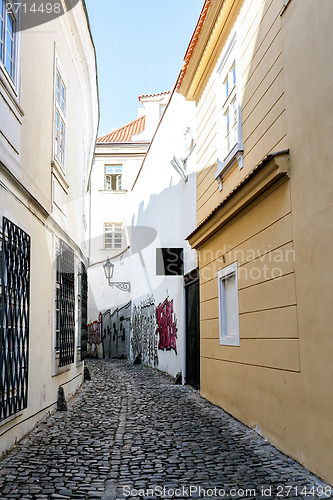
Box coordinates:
[85,0,204,136]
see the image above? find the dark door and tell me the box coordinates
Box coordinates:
[185,269,200,389]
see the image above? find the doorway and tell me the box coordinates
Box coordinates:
[185,269,200,389]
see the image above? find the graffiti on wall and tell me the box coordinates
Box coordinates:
[131,297,158,367]
[88,312,102,345]
[102,302,131,360]
[87,304,131,359]
[156,298,178,354]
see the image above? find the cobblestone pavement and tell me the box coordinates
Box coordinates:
[0,360,332,500]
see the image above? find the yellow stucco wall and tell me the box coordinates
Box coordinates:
[183,0,333,485]
[195,0,288,224]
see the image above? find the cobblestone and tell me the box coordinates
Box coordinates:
[0,360,332,499]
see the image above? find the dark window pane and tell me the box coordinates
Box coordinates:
[156,248,184,276]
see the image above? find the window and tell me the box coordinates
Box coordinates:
[105,165,122,191]
[54,68,67,168]
[156,248,184,276]
[55,239,75,367]
[218,262,240,346]
[104,223,124,250]
[222,62,238,155]
[78,262,88,361]
[0,217,31,421]
[159,103,166,118]
[215,32,243,190]
[0,0,16,81]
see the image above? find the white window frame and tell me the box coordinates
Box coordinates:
[104,164,123,191]
[0,0,15,81]
[159,103,166,119]
[53,51,68,173]
[215,31,243,190]
[218,261,240,347]
[104,222,125,250]
[0,0,21,92]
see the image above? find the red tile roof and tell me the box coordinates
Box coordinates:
[138,91,171,102]
[176,0,212,92]
[97,115,146,143]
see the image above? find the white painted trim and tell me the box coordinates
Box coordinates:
[52,46,68,175]
[215,26,243,191]
[217,261,240,347]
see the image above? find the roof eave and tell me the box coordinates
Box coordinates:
[187,150,290,248]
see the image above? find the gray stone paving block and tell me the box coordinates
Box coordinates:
[0,359,332,499]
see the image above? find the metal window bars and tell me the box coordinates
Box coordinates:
[56,239,75,367]
[0,217,31,421]
[80,262,88,361]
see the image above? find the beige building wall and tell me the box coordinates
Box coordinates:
[180,0,333,485]
[191,0,288,223]
[0,1,98,456]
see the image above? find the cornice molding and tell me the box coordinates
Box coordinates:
[179,0,242,102]
[187,151,290,249]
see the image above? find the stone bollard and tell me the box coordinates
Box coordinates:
[133,353,142,365]
[84,365,91,381]
[57,386,68,412]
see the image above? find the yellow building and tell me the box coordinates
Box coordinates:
[178,0,333,484]
[0,1,98,456]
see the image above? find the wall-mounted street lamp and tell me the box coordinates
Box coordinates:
[103,258,131,292]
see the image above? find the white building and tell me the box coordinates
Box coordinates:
[88,92,170,358]
[129,90,198,382]
[89,89,199,385]
[0,0,98,456]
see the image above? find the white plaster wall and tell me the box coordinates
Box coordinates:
[88,144,148,323]
[0,1,98,456]
[129,91,198,378]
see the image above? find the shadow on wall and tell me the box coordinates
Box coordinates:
[130,296,178,368]
[87,302,131,359]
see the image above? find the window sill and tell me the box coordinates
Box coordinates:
[0,410,24,427]
[0,64,24,123]
[99,190,127,194]
[99,248,125,252]
[52,350,71,375]
[51,160,69,193]
[215,143,244,191]
[281,0,293,15]
[219,337,240,347]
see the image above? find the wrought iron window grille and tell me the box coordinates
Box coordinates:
[55,239,75,367]
[0,217,31,421]
[80,262,88,361]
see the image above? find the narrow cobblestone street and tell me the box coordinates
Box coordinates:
[0,360,331,500]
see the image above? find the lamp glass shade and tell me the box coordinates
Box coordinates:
[103,258,114,280]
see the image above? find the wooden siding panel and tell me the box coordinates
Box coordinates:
[200,297,218,321]
[200,318,219,339]
[239,306,299,339]
[201,338,300,372]
[196,94,216,148]
[198,182,291,271]
[238,273,297,314]
[241,31,283,111]
[243,111,286,170]
[238,242,295,289]
[241,0,282,77]
[199,212,293,271]
[242,71,284,134]
[243,96,285,155]
[242,54,283,117]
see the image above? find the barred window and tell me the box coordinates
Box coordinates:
[55,239,75,367]
[0,217,30,421]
